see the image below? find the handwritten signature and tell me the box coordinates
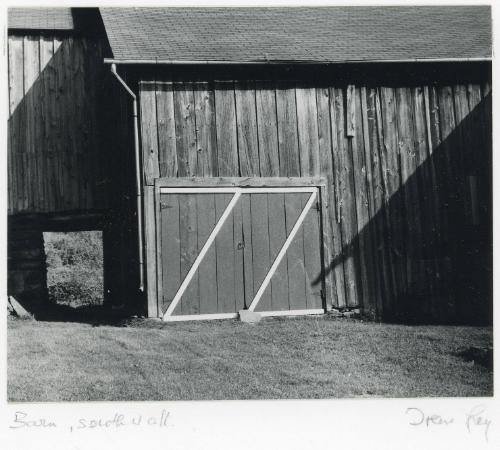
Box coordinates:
[406,405,492,442]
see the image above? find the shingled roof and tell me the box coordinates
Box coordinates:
[100,6,491,64]
[8,8,74,30]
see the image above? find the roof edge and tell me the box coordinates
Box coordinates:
[104,57,492,65]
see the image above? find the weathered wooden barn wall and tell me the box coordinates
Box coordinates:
[7,30,139,312]
[7,33,110,215]
[8,229,48,311]
[138,67,492,323]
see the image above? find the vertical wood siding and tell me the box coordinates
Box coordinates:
[139,79,491,322]
[8,34,109,214]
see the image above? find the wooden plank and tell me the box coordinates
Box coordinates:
[24,35,40,211]
[74,37,86,209]
[482,81,491,97]
[215,194,236,312]
[8,35,24,214]
[155,186,164,313]
[346,85,356,137]
[467,81,484,182]
[295,84,320,312]
[427,85,450,318]
[395,87,422,314]
[466,84,485,226]
[250,193,272,311]
[77,38,91,211]
[368,88,394,316]
[327,87,348,308]
[197,193,218,314]
[8,35,24,115]
[379,87,406,308]
[295,84,320,176]
[61,36,74,210]
[425,86,444,252]
[276,81,300,177]
[479,86,492,301]
[165,313,238,322]
[139,81,160,185]
[318,186,335,310]
[452,83,477,317]
[479,78,492,241]
[414,86,438,317]
[316,86,339,309]
[84,38,99,210]
[19,153,29,213]
[41,34,55,211]
[36,35,49,212]
[89,38,102,210]
[144,185,158,317]
[95,40,108,211]
[214,81,239,176]
[155,176,326,188]
[234,80,260,176]
[36,36,54,212]
[333,87,359,308]
[178,193,199,315]
[70,37,83,211]
[95,39,107,210]
[52,36,63,211]
[468,176,479,226]
[350,87,371,311]
[303,195,323,309]
[74,37,86,210]
[255,81,280,176]
[258,309,323,317]
[7,129,13,214]
[452,84,471,219]
[173,82,197,177]
[285,193,307,310]
[160,193,181,314]
[480,81,492,188]
[437,85,460,318]
[267,193,290,311]
[240,194,254,309]
[39,35,54,213]
[467,84,483,111]
[193,82,217,177]
[71,38,81,210]
[156,82,178,177]
[359,86,382,318]
[233,194,246,311]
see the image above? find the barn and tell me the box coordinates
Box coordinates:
[7,6,492,323]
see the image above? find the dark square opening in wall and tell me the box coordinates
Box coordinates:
[43,231,103,307]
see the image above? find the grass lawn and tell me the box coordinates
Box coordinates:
[8,315,493,402]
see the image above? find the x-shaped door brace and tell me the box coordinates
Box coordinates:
[161,187,318,321]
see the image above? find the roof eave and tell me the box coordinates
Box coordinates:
[103,57,492,65]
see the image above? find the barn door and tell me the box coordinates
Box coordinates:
[156,183,326,321]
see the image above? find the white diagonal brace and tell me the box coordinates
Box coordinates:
[163,191,241,320]
[248,189,317,312]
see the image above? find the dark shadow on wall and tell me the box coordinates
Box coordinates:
[7,32,139,316]
[315,91,492,325]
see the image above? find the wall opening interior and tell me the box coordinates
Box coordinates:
[43,231,104,308]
